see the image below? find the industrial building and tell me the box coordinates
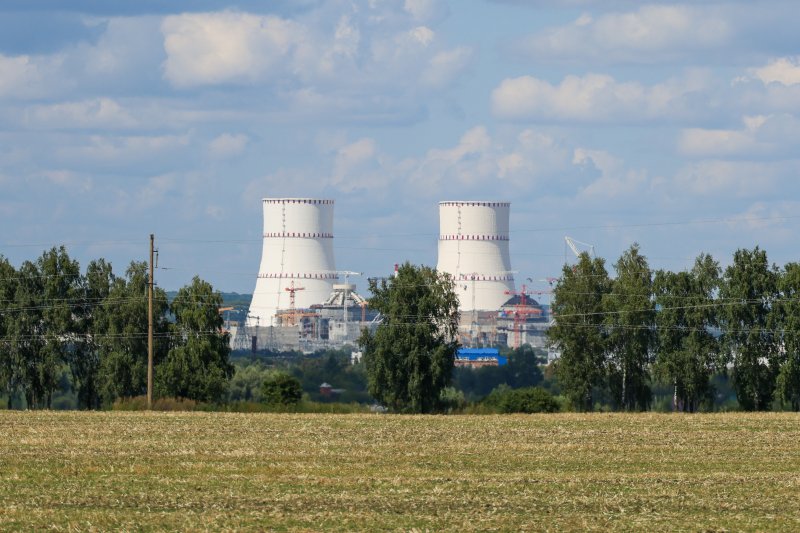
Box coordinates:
[233,197,551,353]
[247,198,339,326]
[234,197,378,353]
[436,200,548,349]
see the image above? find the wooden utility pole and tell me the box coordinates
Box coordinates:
[147,233,154,409]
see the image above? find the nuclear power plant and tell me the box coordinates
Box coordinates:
[232,197,549,353]
[248,198,338,327]
[436,201,515,310]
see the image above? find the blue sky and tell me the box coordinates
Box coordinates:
[2,0,800,294]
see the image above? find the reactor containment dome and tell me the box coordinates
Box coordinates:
[436,201,515,311]
[247,198,338,326]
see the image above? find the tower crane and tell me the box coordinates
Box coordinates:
[503,284,542,349]
[564,236,595,263]
[284,281,305,326]
[461,270,516,347]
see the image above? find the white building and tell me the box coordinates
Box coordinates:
[247,198,338,326]
[436,201,516,311]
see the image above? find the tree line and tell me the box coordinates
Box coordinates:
[0,247,232,409]
[548,244,800,412]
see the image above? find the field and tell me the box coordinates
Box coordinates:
[1,412,799,531]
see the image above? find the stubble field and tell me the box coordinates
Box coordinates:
[1,411,799,531]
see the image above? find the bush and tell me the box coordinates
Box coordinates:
[439,387,467,413]
[483,385,560,414]
[261,372,303,406]
[112,396,201,411]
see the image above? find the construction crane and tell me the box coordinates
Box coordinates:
[503,284,542,349]
[564,236,595,263]
[461,270,516,347]
[284,281,305,326]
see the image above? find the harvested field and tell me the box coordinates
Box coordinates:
[1,412,799,531]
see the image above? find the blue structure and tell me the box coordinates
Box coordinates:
[456,347,507,366]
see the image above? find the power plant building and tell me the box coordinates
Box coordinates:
[247,198,338,327]
[436,201,516,311]
[236,196,548,353]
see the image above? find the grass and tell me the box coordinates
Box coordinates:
[1,412,799,531]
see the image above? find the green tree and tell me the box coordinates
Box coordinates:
[719,247,780,411]
[156,276,233,403]
[97,261,169,403]
[0,256,19,408]
[261,371,302,406]
[506,344,543,388]
[229,361,271,402]
[548,253,611,411]
[776,262,800,410]
[359,262,460,413]
[9,260,47,408]
[71,259,115,409]
[605,244,655,411]
[654,254,721,412]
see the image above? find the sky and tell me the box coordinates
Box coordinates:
[2,0,800,295]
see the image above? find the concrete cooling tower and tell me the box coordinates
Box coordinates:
[247,198,337,326]
[436,201,515,311]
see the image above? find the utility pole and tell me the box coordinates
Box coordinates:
[147,233,154,409]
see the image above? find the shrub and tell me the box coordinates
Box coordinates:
[261,372,303,406]
[483,386,560,414]
[439,387,467,413]
[112,396,201,411]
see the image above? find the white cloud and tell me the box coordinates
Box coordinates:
[731,201,800,234]
[403,0,449,24]
[61,133,191,162]
[0,54,41,97]
[0,53,64,99]
[161,12,302,87]
[673,160,786,197]
[408,125,572,193]
[491,73,708,123]
[751,57,800,86]
[39,170,93,192]
[331,138,381,190]
[574,148,647,199]
[137,173,177,207]
[23,98,138,129]
[159,6,470,111]
[678,114,800,158]
[420,46,472,89]
[208,133,249,158]
[515,5,731,64]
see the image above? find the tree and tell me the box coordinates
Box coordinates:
[548,253,611,411]
[359,262,460,413]
[605,244,654,411]
[261,371,302,406]
[156,276,233,403]
[0,256,19,408]
[7,260,47,408]
[654,254,721,412]
[719,247,780,411]
[776,262,800,410]
[506,344,543,388]
[71,259,114,409]
[97,261,169,403]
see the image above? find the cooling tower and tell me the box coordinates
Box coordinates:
[436,201,515,311]
[247,198,337,326]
